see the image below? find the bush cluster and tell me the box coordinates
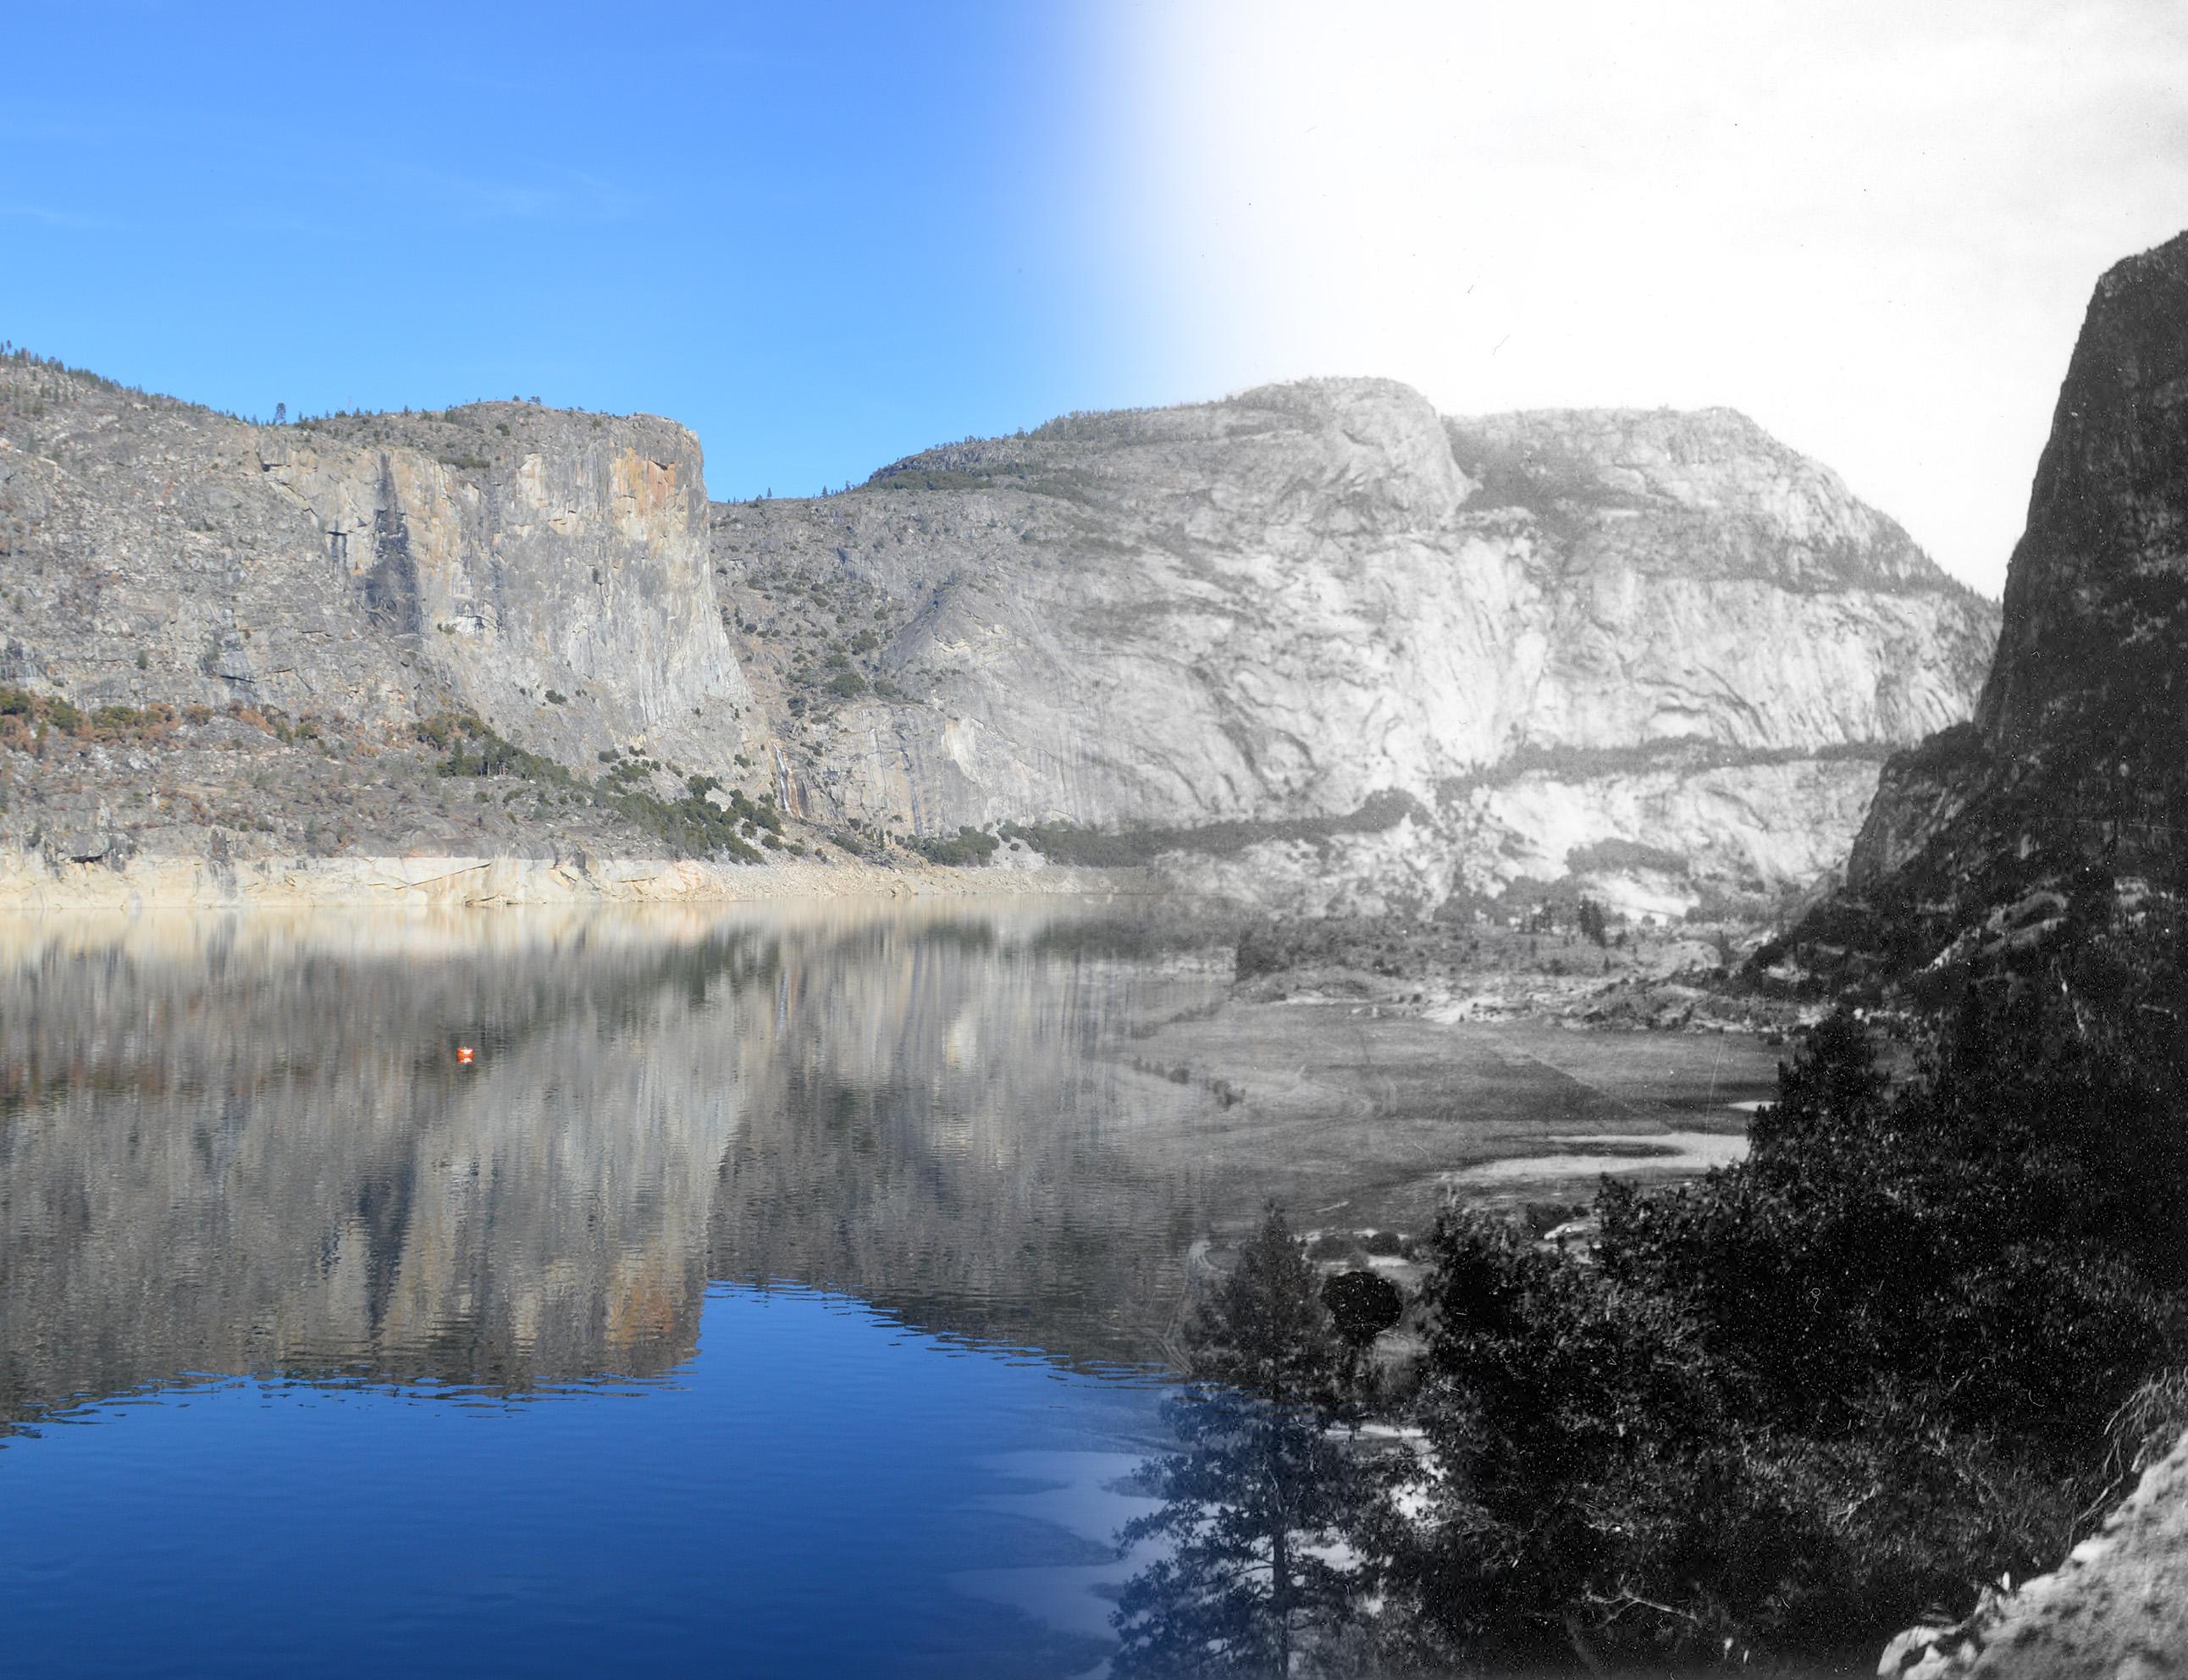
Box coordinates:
[420,712,572,784]
[0,688,229,751]
[614,774,781,863]
[417,715,783,861]
[907,826,999,867]
[1122,885,2188,1673]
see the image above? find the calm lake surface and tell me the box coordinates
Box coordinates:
[0,901,1247,1679]
[0,898,1772,1677]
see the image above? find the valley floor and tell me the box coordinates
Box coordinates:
[1235,907,1818,1029]
[1115,991,1782,1244]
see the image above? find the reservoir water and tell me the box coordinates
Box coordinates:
[0,900,1771,1677]
[0,902,1268,1678]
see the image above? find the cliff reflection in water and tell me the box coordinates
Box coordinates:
[0,903,1220,1425]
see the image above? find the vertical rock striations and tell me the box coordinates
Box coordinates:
[0,378,750,777]
[253,408,749,769]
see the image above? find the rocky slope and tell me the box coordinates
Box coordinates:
[720,382,1996,915]
[1840,230,2188,948]
[1882,1424,2188,1679]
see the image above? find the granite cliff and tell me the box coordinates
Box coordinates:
[723,382,1995,914]
[0,373,747,767]
[0,362,783,881]
[0,353,1993,910]
[1840,230,2188,951]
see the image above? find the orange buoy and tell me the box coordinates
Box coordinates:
[456,1046,475,1065]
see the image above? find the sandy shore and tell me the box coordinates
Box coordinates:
[0,846,1166,910]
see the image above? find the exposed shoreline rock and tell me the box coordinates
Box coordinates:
[0,846,1163,910]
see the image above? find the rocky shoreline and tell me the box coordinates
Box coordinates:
[0,846,1164,911]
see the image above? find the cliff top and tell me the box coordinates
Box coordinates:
[867,376,1973,600]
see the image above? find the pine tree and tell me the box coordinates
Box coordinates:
[1113,1207,1380,1677]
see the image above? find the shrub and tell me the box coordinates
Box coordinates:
[1600,980,2185,1443]
[1321,1270,1402,1351]
[432,728,569,784]
[1234,920,1293,980]
[416,711,491,752]
[606,777,779,863]
[1565,837,1690,877]
[1390,1201,2095,1670]
[908,826,998,867]
[998,819,1161,867]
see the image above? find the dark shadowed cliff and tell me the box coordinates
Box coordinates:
[1841,231,2188,959]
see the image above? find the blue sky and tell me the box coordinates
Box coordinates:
[2,2,1140,500]
[8,2,2187,590]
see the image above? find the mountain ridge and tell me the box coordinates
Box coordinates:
[723,375,1995,913]
[0,353,1995,911]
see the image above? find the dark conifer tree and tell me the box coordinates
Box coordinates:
[1112,1206,1383,1678]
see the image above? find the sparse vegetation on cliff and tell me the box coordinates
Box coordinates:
[419,711,572,785]
[905,826,998,867]
[611,774,779,864]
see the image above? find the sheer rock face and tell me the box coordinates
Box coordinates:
[0,376,751,777]
[1445,405,1989,758]
[1978,233,2188,750]
[1848,231,2188,904]
[1844,726,1993,890]
[724,379,1995,912]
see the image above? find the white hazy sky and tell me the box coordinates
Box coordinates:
[1109,0,2188,595]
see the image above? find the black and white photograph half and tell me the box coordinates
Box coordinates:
[3,4,2185,1677]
